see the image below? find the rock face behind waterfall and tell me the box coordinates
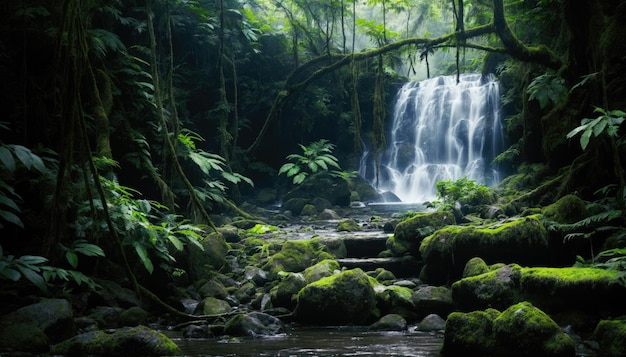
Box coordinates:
[359,74,504,202]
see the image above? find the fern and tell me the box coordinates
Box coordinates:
[279,139,341,185]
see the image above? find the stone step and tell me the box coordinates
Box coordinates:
[336,257,422,278]
[342,234,389,258]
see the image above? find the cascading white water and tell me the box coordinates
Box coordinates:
[359,73,505,203]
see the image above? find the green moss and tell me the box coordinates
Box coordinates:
[393,211,456,255]
[303,259,340,283]
[542,194,588,224]
[263,238,334,276]
[441,309,499,355]
[452,264,523,311]
[463,257,490,278]
[336,218,360,232]
[419,216,548,284]
[593,318,626,356]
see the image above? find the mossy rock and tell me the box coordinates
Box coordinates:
[0,323,49,353]
[463,257,490,278]
[392,211,456,256]
[187,232,230,281]
[336,218,360,232]
[51,326,181,356]
[224,312,284,337]
[300,204,318,216]
[270,272,307,310]
[411,285,455,320]
[283,198,308,216]
[419,215,548,284]
[592,318,626,356]
[376,285,416,321]
[368,314,407,331]
[194,297,232,315]
[283,172,351,207]
[295,268,378,325]
[442,309,500,356]
[452,265,626,324]
[493,302,575,357]
[0,299,75,344]
[197,279,229,299]
[303,259,340,283]
[263,238,334,277]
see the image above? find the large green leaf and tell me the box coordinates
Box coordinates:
[134,243,154,274]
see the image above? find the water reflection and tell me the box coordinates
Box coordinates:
[171,326,443,357]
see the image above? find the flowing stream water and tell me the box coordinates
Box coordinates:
[360,74,505,202]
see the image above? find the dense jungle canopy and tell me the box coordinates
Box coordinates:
[1,0,626,304]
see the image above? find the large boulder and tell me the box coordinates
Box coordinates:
[442,302,575,357]
[419,215,549,284]
[224,312,284,337]
[376,285,416,321]
[283,172,351,207]
[51,325,181,356]
[0,298,75,349]
[295,268,378,325]
[263,239,334,276]
[452,265,626,326]
[187,231,230,281]
[412,285,456,320]
[391,211,456,256]
[368,314,407,331]
[592,318,626,356]
[303,259,340,283]
[270,272,307,310]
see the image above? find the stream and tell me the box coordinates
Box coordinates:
[169,326,443,356]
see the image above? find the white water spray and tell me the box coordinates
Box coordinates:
[359,74,505,202]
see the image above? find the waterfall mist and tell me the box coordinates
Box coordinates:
[359,74,505,203]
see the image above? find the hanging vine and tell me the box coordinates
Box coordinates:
[372,55,386,186]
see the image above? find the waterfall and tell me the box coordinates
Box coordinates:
[359,74,505,203]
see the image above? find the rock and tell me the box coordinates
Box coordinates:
[234,281,256,304]
[336,218,360,232]
[419,215,549,284]
[194,297,232,315]
[353,177,382,203]
[187,231,230,281]
[317,208,340,220]
[244,266,269,286]
[255,188,278,205]
[412,285,455,320]
[369,314,407,331]
[295,268,378,325]
[451,265,626,325]
[462,257,490,278]
[380,191,401,202]
[592,318,626,356]
[88,306,125,329]
[542,194,588,224]
[303,259,340,283]
[283,172,351,207]
[441,308,500,356]
[311,197,333,211]
[270,272,307,310]
[263,238,334,276]
[197,279,229,299]
[0,323,49,353]
[301,204,318,216]
[183,324,212,338]
[283,198,308,216]
[318,237,347,258]
[371,267,396,283]
[51,325,181,356]
[377,285,416,321]
[0,299,75,344]
[217,225,242,243]
[493,302,575,356]
[224,312,284,337]
[119,307,149,327]
[415,313,446,332]
[392,211,456,256]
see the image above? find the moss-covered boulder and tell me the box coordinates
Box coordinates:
[592,318,626,356]
[492,302,575,357]
[415,313,446,332]
[419,215,548,284]
[336,218,360,232]
[301,203,318,216]
[224,312,284,337]
[542,194,588,224]
[0,299,75,345]
[295,268,378,325]
[391,211,456,256]
[376,285,416,321]
[368,314,407,331]
[283,172,351,207]
[452,265,626,325]
[463,257,490,278]
[270,272,307,310]
[303,259,340,283]
[0,322,49,353]
[187,231,230,281]
[197,278,229,299]
[442,303,575,357]
[194,297,232,315]
[442,308,500,356]
[412,285,455,320]
[263,238,334,276]
[51,326,181,356]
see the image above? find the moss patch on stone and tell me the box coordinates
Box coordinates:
[593,318,626,356]
[263,238,334,276]
[391,211,456,256]
[420,216,549,284]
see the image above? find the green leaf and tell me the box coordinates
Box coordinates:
[18,255,48,265]
[0,267,20,281]
[167,235,184,251]
[0,147,16,172]
[16,265,47,292]
[66,252,78,269]
[286,165,301,177]
[293,172,307,185]
[134,244,154,274]
[73,240,105,257]
[580,129,592,150]
[12,146,34,170]
[0,195,20,211]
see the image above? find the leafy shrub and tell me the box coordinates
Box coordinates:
[279,139,341,185]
